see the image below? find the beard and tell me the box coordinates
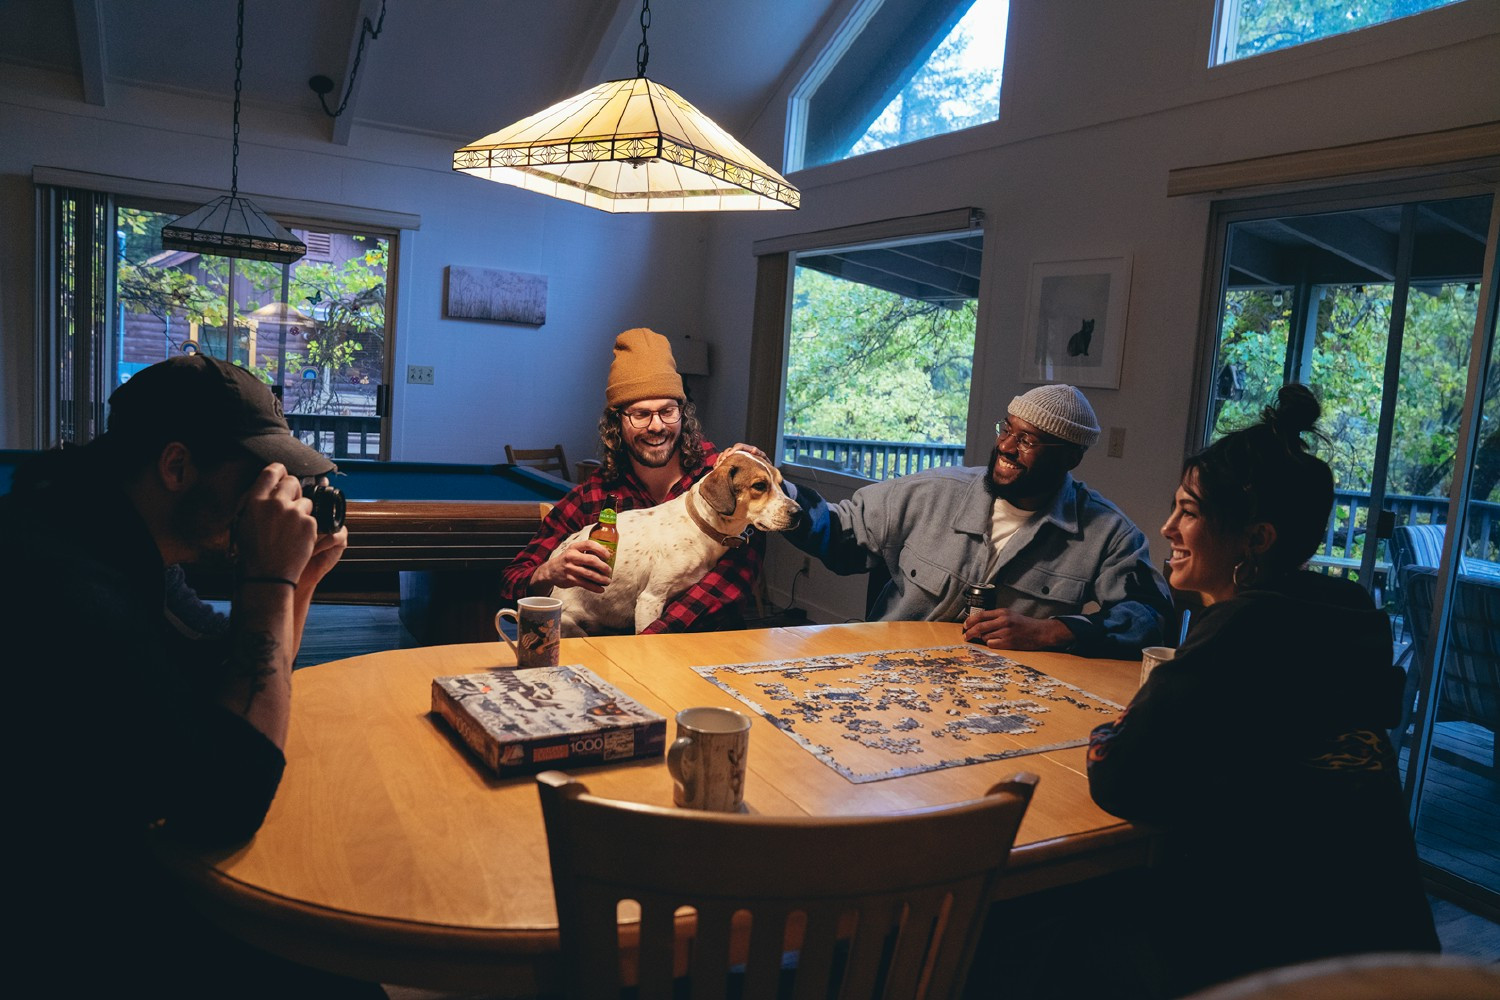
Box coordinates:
[168,479,239,565]
[983,445,1021,501]
[626,426,681,469]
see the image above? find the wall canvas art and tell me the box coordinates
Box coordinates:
[1019,257,1132,388]
[445,265,548,325]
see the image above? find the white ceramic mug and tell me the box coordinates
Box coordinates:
[666,706,751,812]
[1140,645,1176,686]
[494,596,563,668]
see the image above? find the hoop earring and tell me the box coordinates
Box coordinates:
[1233,556,1258,591]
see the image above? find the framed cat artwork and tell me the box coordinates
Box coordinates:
[1018,257,1132,388]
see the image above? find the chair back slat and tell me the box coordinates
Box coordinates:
[742,904,794,1000]
[788,908,843,1000]
[538,770,1036,1000]
[884,890,955,999]
[686,904,736,1000]
[506,443,570,481]
[637,899,681,999]
[837,899,899,1000]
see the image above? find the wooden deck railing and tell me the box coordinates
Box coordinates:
[782,434,965,481]
[286,413,381,460]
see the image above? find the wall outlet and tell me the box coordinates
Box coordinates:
[406,365,435,385]
[1107,426,1126,458]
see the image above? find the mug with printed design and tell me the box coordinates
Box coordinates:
[494,596,563,668]
[666,706,751,812]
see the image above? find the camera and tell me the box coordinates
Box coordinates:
[308,483,347,534]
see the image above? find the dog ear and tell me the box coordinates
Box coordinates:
[702,461,738,515]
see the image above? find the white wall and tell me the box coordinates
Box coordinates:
[0,65,713,470]
[690,0,1500,622]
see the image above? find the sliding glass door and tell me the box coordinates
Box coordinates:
[1201,180,1498,909]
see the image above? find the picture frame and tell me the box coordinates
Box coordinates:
[1018,257,1132,388]
[444,265,548,325]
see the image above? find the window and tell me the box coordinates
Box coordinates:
[754,213,984,481]
[38,179,402,460]
[1212,0,1468,65]
[793,0,1008,170]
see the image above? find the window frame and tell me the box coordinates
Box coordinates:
[1192,0,1491,90]
[31,167,416,458]
[1210,0,1473,67]
[749,208,987,490]
[786,0,1010,174]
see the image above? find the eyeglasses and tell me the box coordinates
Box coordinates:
[622,404,682,428]
[994,420,1061,454]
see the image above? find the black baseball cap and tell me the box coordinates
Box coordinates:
[106,354,336,478]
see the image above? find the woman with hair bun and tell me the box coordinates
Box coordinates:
[1087,385,1438,996]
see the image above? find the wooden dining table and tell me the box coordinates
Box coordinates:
[164,620,1150,994]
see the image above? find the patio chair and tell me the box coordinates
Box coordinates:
[537,769,1038,1000]
[1400,566,1499,774]
[506,443,570,481]
[1388,523,1446,645]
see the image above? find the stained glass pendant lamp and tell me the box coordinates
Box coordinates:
[162,0,306,263]
[453,0,800,213]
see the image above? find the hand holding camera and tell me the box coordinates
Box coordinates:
[236,465,347,585]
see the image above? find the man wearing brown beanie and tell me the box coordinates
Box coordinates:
[499,328,761,632]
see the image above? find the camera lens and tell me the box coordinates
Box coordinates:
[309,484,346,533]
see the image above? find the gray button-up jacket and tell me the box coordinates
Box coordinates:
[784,466,1171,658]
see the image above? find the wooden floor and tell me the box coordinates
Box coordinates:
[294,602,415,668]
[1401,722,1498,898]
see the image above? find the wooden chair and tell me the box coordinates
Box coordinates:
[506,443,570,481]
[537,769,1038,1000]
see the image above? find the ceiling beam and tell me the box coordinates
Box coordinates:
[327,0,384,146]
[1270,215,1397,281]
[71,0,108,106]
[1419,200,1488,244]
[1226,229,1291,286]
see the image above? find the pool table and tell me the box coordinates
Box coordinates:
[331,460,571,504]
[326,462,571,644]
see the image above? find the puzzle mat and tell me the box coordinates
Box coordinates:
[694,645,1123,783]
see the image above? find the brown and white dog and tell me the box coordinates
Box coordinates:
[544,449,799,636]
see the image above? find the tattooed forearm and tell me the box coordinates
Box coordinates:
[228,629,280,712]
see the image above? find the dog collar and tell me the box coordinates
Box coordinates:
[687,493,747,548]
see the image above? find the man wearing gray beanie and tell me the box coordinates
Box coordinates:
[780,384,1170,657]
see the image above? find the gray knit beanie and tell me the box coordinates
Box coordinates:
[1007,384,1100,448]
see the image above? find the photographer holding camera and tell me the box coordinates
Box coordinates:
[0,355,379,996]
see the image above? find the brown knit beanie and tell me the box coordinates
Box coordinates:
[606,328,684,407]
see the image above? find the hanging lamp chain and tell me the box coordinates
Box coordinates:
[636,0,651,78]
[230,0,244,198]
[317,0,388,118]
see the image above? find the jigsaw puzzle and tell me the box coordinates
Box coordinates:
[694,645,1122,783]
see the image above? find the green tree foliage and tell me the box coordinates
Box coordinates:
[1223,0,1463,61]
[785,268,975,444]
[848,2,1002,157]
[1212,283,1498,502]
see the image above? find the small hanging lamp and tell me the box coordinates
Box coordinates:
[162,0,306,263]
[453,0,799,213]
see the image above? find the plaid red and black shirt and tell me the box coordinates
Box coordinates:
[498,441,762,633]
